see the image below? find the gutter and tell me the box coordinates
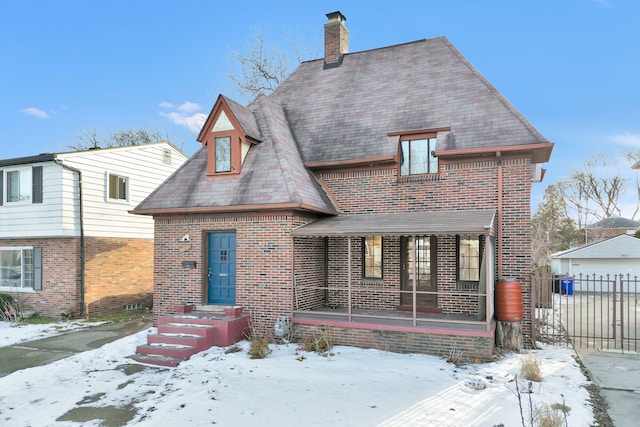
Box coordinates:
[54,159,86,316]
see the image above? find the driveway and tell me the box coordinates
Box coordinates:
[0,318,152,378]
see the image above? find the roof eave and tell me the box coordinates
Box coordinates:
[130,203,338,217]
[435,142,554,163]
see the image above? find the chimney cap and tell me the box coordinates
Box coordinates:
[326,11,346,22]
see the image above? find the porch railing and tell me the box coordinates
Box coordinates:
[293,282,493,332]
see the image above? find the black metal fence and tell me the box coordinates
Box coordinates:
[532,273,639,353]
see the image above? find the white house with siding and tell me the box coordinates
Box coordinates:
[550,234,640,292]
[0,142,187,317]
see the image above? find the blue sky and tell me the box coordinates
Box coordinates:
[1,0,639,216]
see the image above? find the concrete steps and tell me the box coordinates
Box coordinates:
[129,308,250,367]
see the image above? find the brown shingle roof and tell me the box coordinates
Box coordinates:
[270,37,550,165]
[291,210,496,237]
[134,96,336,215]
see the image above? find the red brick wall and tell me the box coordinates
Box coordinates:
[155,155,533,347]
[153,213,313,335]
[317,156,533,341]
[294,323,494,362]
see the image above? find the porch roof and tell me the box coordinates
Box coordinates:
[291,210,496,237]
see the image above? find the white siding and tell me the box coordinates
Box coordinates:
[0,143,187,239]
[0,163,79,238]
[58,143,187,239]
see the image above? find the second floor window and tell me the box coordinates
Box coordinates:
[6,168,32,202]
[108,174,128,201]
[2,166,42,205]
[400,137,438,175]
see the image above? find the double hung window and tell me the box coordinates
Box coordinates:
[0,247,39,289]
[363,236,383,279]
[457,235,484,282]
[108,174,128,201]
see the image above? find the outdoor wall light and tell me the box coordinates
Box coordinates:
[181,234,191,242]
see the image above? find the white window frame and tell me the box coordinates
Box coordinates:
[4,167,32,204]
[106,172,129,202]
[0,246,35,291]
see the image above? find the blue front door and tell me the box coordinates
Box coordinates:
[207,232,236,305]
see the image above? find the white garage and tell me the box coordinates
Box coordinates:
[550,234,640,292]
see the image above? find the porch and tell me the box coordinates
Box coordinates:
[290,210,498,361]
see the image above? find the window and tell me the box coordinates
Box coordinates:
[6,168,32,202]
[400,137,438,175]
[108,174,128,201]
[363,236,382,279]
[215,137,231,173]
[457,235,484,282]
[0,247,39,289]
[1,166,43,205]
[162,148,172,165]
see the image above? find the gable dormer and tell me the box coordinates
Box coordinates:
[197,95,261,177]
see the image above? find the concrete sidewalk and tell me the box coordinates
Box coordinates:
[576,348,640,427]
[0,318,152,378]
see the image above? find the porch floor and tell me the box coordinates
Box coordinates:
[293,307,494,335]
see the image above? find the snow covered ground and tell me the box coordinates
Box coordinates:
[0,320,594,426]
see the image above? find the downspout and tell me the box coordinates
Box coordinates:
[55,159,85,316]
[496,151,503,278]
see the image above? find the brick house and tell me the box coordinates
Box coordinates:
[133,12,553,361]
[0,143,187,317]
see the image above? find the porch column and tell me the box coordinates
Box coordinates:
[412,235,417,327]
[347,236,352,321]
[484,235,493,332]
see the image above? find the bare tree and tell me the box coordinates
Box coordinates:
[228,29,320,100]
[558,153,630,227]
[532,184,578,266]
[68,127,181,151]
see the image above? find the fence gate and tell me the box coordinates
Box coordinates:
[532,273,639,353]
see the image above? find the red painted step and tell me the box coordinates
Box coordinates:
[129,310,250,367]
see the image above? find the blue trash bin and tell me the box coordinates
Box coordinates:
[561,278,574,295]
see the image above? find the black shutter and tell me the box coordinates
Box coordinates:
[0,170,3,206]
[33,247,42,290]
[32,166,43,203]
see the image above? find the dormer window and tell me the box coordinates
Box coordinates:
[400,136,438,175]
[197,95,261,177]
[215,137,231,173]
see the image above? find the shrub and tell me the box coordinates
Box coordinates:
[301,327,333,355]
[521,354,543,382]
[534,402,565,427]
[248,338,272,359]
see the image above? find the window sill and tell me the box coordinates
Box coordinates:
[361,278,384,285]
[456,282,479,291]
[398,174,440,184]
[0,286,35,293]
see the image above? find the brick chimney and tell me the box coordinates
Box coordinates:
[324,11,348,67]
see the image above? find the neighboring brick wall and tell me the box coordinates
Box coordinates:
[294,323,494,362]
[84,237,154,316]
[0,237,80,318]
[0,236,154,318]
